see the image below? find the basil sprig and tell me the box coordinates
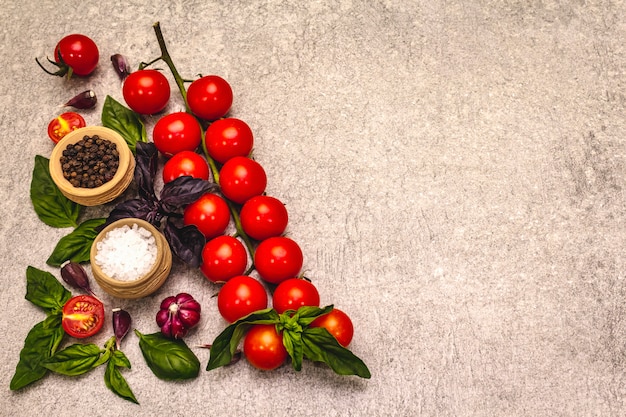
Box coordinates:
[105,350,137,404]
[47,217,106,266]
[207,306,371,379]
[101,95,147,153]
[10,267,71,390]
[103,141,215,267]
[30,155,81,228]
[135,330,200,381]
[42,336,139,404]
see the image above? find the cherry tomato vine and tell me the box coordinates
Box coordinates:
[14,21,370,405]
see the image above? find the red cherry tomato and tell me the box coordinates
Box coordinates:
[240,195,288,241]
[183,193,230,239]
[243,324,288,371]
[310,308,354,347]
[217,275,268,323]
[187,75,233,121]
[122,69,170,115]
[47,112,86,143]
[219,156,267,204]
[53,34,99,76]
[205,118,254,164]
[200,235,247,283]
[152,112,202,157]
[254,236,303,284]
[272,278,320,314]
[61,295,105,338]
[162,151,210,183]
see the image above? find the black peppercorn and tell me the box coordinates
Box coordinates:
[60,135,119,188]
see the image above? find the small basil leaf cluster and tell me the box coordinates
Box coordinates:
[207,306,371,379]
[10,267,71,391]
[30,155,110,267]
[102,141,216,267]
[40,309,138,404]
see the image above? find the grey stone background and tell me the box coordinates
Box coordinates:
[0,0,624,416]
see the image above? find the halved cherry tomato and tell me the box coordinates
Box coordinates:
[47,112,86,143]
[61,295,105,339]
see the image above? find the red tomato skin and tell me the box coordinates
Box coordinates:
[153,112,202,157]
[254,237,303,284]
[183,193,230,239]
[218,156,267,204]
[240,195,288,241]
[122,69,170,115]
[61,295,105,338]
[162,151,209,183]
[200,235,247,283]
[54,34,99,76]
[243,324,288,371]
[272,278,320,314]
[217,275,268,323]
[206,118,254,164]
[187,75,233,121]
[47,112,86,143]
[310,308,354,347]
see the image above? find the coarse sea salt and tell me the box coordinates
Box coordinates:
[95,223,157,281]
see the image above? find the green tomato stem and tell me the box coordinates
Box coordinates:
[152,22,190,114]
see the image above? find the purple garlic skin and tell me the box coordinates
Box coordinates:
[64,90,97,109]
[112,308,132,349]
[110,54,131,80]
[60,261,96,297]
[156,293,201,339]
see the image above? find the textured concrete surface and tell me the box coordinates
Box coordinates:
[0,1,625,416]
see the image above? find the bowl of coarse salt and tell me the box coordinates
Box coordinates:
[90,218,172,299]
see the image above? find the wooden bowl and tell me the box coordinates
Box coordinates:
[49,126,135,206]
[90,218,172,299]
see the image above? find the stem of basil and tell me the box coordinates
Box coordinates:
[150,21,258,268]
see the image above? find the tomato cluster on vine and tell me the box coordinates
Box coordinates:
[36,26,360,375]
[123,61,355,370]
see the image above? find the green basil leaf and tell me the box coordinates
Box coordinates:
[94,348,113,368]
[135,330,200,381]
[282,330,303,371]
[206,308,280,371]
[47,217,106,266]
[10,315,65,390]
[111,349,131,369]
[25,266,72,314]
[104,357,139,404]
[30,155,81,228]
[42,343,104,376]
[101,95,147,153]
[295,305,334,327]
[301,327,371,379]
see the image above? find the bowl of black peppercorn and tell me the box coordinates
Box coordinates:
[49,126,135,206]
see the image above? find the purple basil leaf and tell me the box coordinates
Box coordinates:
[164,218,205,267]
[134,141,158,202]
[159,176,216,214]
[104,198,161,228]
